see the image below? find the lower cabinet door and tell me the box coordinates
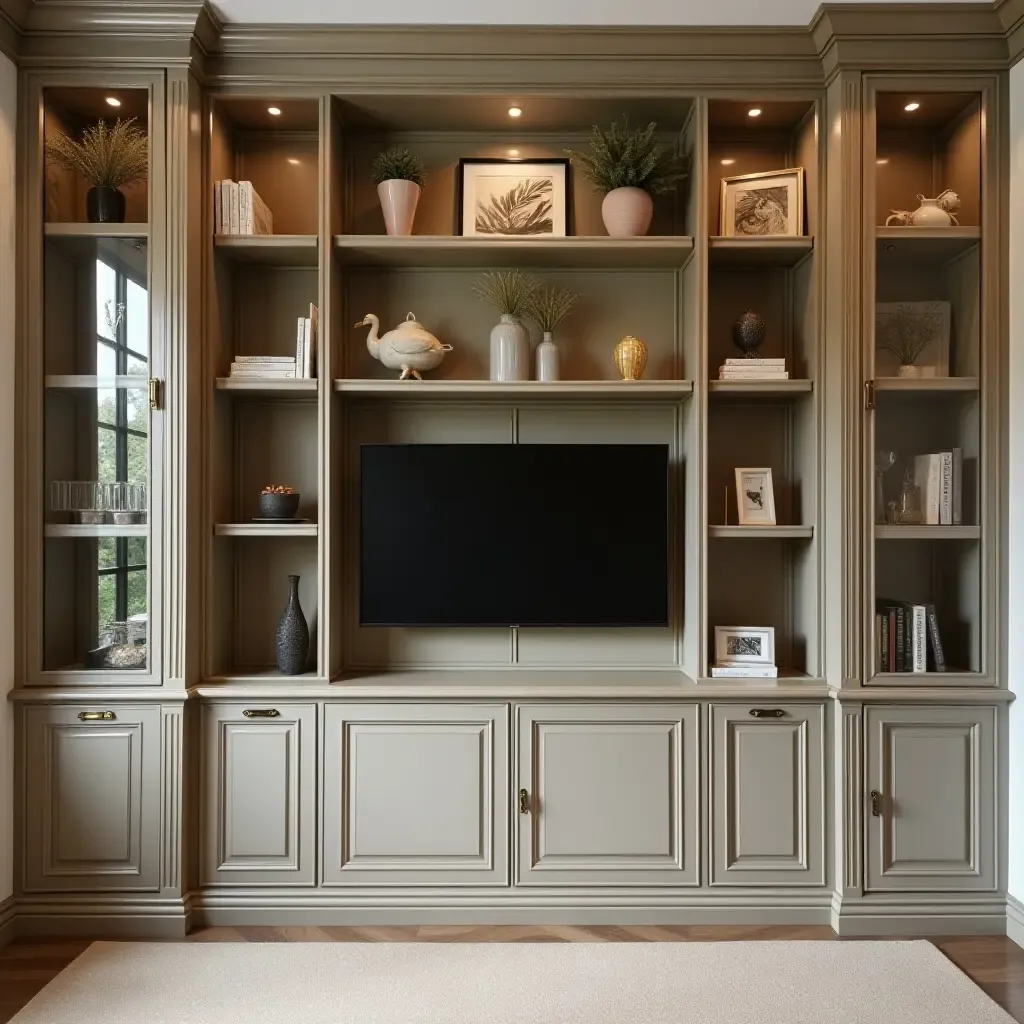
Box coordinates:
[865,705,996,892]
[22,704,160,893]
[710,703,825,886]
[322,703,509,886]
[516,703,699,886]
[201,703,316,886]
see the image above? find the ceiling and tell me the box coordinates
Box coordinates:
[210,0,987,26]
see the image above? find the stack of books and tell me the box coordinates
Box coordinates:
[875,599,946,673]
[718,357,788,381]
[710,663,778,678]
[911,449,963,525]
[228,304,318,381]
[214,180,274,236]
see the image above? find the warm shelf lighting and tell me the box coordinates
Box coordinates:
[267,106,282,116]
[507,148,520,157]
[904,101,920,112]
[721,158,736,166]
[287,157,300,165]
[876,157,890,165]
[508,106,522,118]
[105,96,121,108]
[748,108,762,117]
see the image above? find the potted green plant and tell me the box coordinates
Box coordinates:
[524,285,578,382]
[474,270,538,381]
[371,146,426,236]
[569,119,687,237]
[46,117,148,224]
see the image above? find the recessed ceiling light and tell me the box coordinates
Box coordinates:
[287,157,300,165]
[904,102,920,112]
[720,158,736,166]
[508,106,522,118]
[876,157,889,165]
[748,108,762,118]
[105,96,121,108]
[268,106,282,116]
[508,148,520,157]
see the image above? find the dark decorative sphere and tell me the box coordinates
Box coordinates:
[732,310,766,356]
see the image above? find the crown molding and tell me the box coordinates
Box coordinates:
[996,0,1024,63]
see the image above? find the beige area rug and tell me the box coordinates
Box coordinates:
[10,939,1015,1024]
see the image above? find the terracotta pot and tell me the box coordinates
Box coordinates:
[601,187,653,237]
[377,179,421,236]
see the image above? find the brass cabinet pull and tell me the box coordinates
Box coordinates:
[870,790,883,817]
[748,708,785,718]
[242,709,281,719]
[519,788,530,815]
[78,710,116,721]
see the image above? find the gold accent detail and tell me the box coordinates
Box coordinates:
[519,788,530,814]
[614,335,648,380]
[864,379,875,410]
[243,708,281,718]
[149,378,162,410]
[748,708,785,718]
[78,710,116,721]
[870,789,882,817]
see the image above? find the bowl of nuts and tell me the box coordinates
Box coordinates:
[258,485,300,520]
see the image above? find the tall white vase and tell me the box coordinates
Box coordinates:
[601,186,654,237]
[536,331,559,382]
[377,179,421,236]
[489,314,531,382]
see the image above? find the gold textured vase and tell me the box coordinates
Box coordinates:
[614,335,648,380]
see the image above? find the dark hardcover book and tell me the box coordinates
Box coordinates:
[875,600,901,673]
[894,605,906,672]
[926,604,946,673]
[879,614,889,674]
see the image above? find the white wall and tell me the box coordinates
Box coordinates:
[0,50,14,906]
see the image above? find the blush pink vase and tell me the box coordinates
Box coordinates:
[601,187,654,237]
[377,179,421,236]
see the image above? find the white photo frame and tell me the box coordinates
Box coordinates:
[457,158,569,238]
[735,467,776,526]
[715,625,776,667]
[719,167,805,237]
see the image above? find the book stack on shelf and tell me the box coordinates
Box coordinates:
[214,179,274,235]
[228,304,319,380]
[875,599,946,674]
[718,357,788,381]
[912,449,963,525]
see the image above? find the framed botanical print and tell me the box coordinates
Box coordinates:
[719,167,804,237]
[735,467,777,526]
[714,625,776,667]
[456,158,570,237]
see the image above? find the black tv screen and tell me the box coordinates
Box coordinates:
[360,443,668,627]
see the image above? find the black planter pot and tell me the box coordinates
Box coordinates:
[87,186,126,224]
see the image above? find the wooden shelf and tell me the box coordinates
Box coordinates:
[203,669,327,685]
[215,523,318,538]
[216,377,318,398]
[45,222,149,239]
[333,234,695,269]
[875,226,980,264]
[709,379,812,397]
[45,375,150,390]
[334,379,694,400]
[708,236,813,267]
[873,376,979,393]
[214,234,319,266]
[874,525,980,540]
[709,525,814,539]
[45,523,147,538]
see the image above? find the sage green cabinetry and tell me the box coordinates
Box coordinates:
[710,703,826,886]
[201,703,316,886]
[515,703,699,887]
[21,704,160,893]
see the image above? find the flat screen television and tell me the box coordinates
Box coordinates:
[360,443,669,627]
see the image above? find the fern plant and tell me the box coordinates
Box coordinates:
[371,146,426,187]
[46,117,148,190]
[473,270,538,318]
[569,119,687,196]
[525,285,578,334]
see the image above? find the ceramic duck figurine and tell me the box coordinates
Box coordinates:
[355,311,452,380]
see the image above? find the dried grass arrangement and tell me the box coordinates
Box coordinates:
[46,117,149,190]
[473,270,539,318]
[525,285,578,334]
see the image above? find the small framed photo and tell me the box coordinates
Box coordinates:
[715,626,776,667]
[735,467,776,526]
[719,167,804,237]
[456,158,570,237]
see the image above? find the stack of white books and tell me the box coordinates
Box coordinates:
[710,664,778,678]
[214,180,274,236]
[718,357,789,381]
[912,448,963,525]
[294,303,318,379]
[229,355,297,379]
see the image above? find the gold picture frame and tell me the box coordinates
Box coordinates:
[719,167,805,237]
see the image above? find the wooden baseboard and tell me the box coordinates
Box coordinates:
[14,895,191,940]
[832,893,1008,937]
[1006,894,1024,949]
[0,895,17,948]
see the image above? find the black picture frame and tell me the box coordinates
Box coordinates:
[455,157,572,237]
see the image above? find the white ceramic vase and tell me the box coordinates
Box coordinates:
[898,363,923,378]
[909,196,952,227]
[601,187,654,237]
[490,315,531,382]
[536,332,559,382]
[377,179,421,236]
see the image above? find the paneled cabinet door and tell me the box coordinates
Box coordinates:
[22,705,160,892]
[865,705,996,892]
[322,704,509,886]
[710,703,825,886]
[201,703,316,886]
[516,703,699,886]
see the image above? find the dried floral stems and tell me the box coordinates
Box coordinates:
[878,303,944,366]
[46,117,148,190]
[525,285,578,334]
[473,270,538,317]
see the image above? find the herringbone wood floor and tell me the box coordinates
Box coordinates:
[1,927,1022,1023]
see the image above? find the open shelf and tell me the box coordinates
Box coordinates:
[214,234,319,266]
[875,227,980,264]
[45,222,149,239]
[709,525,813,539]
[873,376,979,393]
[215,522,318,538]
[709,379,812,398]
[333,235,695,269]
[45,374,150,390]
[708,237,813,267]
[875,525,980,540]
[334,379,694,400]
[216,377,318,397]
[45,523,148,538]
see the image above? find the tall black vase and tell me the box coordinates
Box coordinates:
[275,574,309,675]
[86,186,126,224]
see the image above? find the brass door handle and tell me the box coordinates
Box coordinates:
[519,788,530,815]
[748,708,785,718]
[870,790,883,817]
[242,709,280,718]
[78,710,116,721]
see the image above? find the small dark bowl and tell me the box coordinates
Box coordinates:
[258,492,300,519]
